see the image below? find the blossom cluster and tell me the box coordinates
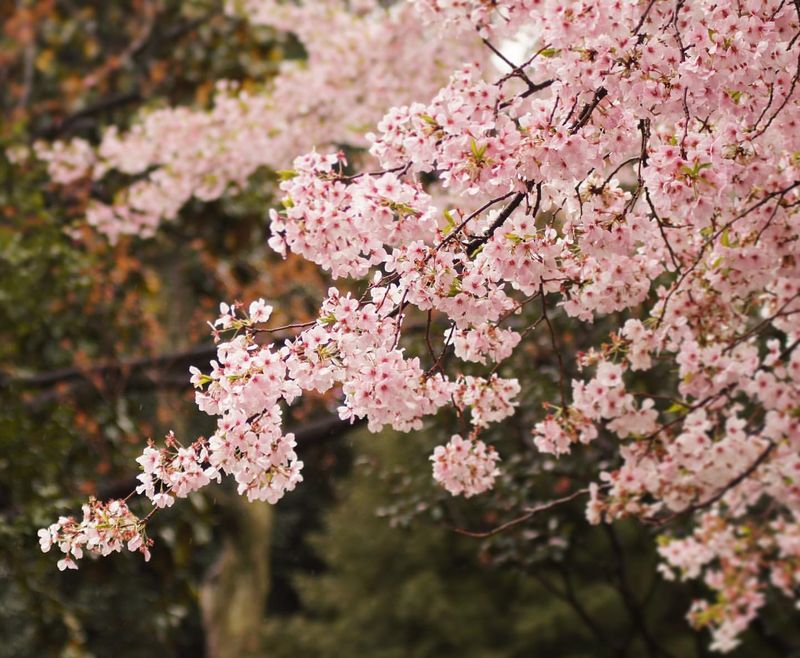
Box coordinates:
[38,498,151,571]
[658,512,800,653]
[66,289,520,566]
[431,434,500,497]
[452,324,521,364]
[269,152,438,278]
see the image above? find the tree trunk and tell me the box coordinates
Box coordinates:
[200,495,273,658]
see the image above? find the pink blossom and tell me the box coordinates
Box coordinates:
[431,434,500,497]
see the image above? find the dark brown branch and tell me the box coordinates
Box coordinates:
[599,157,640,192]
[463,181,541,258]
[5,320,434,395]
[425,323,455,378]
[605,525,673,658]
[777,336,800,363]
[540,285,568,408]
[656,179,800,328]
[750,51,800,140]
[465,190,527,256]
[722,292,800,354]
[437,191,516,252]
[639,117,651,169]
[481,37,554,109]
[645,187,682,271]
[1,344,219,390]
[569,87,608,134]
[632,0,658,36]
[498,78,555,110]
[36,92,144,139]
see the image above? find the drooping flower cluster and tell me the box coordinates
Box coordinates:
[186,302,306,503]
[453,374,521,428]
[452,324,521,364]
[35,0,800,650]
[658,512,800,653]
[38,498,151,571]
[431,434,501,497]
[136,433,218,508]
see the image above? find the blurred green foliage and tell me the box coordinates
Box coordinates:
[264,430,800,658]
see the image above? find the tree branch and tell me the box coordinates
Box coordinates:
[569,87,608,134]
[96,415,364,500]
[1,344,219,390]
[451,487,592,538]
[644,439,776,527]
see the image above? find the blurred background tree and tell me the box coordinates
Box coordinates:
[2,2,800,658]
[1,2,331,656]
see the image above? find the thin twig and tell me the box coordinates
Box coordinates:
[452,487,592,538]
[644,440,776,526]
[540,284,568,408]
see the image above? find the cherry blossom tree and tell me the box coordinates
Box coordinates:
[33,0,800,652]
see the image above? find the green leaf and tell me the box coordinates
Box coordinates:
[442,208,456,235]
[447,279,462,297]
[726,89,743,104]
[388,201,417,217]
[470,138,487,161]
[680,161,711,180]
